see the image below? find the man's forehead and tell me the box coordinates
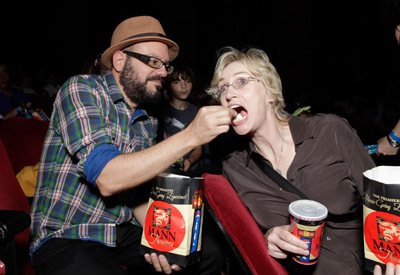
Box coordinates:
[130,41,170,59]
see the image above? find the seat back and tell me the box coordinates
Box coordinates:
[202,173,288,275]
[0,138,35,275]
[0,138,30,246]
[0,117,49,174]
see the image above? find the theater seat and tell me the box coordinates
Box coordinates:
[202,173,288,275]
[0,117,49,174]
[0,138,35,275]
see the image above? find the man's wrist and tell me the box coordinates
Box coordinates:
[390,130,400,143]
[387,134,400,148]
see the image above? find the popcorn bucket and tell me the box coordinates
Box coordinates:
[141,173,204,267]
[363,166,400,272]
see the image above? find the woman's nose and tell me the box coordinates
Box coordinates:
[224,85,238,100]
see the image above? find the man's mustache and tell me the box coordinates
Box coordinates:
[147,75,164,83]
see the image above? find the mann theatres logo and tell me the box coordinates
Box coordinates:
[365,211,400,265]
[144,201,186,252]
[377,216,400,244]
[153,206,171,230]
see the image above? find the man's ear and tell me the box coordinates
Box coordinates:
[395,24,400,45]
[112,51,126,73]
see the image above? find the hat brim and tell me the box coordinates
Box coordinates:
[101,36,179,70]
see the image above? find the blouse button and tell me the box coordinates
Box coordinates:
[326,236,331,241]
[289,178,294,182]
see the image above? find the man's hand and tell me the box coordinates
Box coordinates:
[185,106,237,147]
[144,253,182,274]
[377,136,399,156]
[374,262,400,275]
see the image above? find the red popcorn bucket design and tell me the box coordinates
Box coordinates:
[141,173,204,267]
[363,166,400,273]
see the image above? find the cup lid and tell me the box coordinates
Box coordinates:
[289,199,328,221]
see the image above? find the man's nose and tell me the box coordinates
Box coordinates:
[155,65,168,77]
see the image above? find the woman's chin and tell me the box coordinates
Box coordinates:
[232,124,250,136]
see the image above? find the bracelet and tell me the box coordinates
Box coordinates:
[387,135,400,148]
[390,130,400,143]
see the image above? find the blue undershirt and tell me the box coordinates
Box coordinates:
[84,143,121,184]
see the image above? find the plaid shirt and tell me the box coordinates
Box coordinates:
[30,71,157,254]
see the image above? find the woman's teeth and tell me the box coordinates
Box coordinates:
[234,113,245,122]
[230,105,246,123]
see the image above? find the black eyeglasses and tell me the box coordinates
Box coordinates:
[123,51,174,74]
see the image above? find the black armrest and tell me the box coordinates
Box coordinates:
[0,210,31,275]
[0,210,31,243]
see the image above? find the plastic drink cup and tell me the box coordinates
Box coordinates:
[289,199,328,265]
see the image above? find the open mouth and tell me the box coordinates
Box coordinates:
[230,105,248,123]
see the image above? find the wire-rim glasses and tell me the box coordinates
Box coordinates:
[217,76,259,97]
[123,51,174,74]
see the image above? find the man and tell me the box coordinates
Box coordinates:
[30,16,235,274]
[376,24,400,156]
[377,118,400,155]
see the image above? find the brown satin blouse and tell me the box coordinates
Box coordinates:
[222,114,376,275]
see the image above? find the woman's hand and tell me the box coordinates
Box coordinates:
[144,253,182,274]
[264,225,309,259]
[374,263,400,275]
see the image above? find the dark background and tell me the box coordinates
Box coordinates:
[2,0,400,152]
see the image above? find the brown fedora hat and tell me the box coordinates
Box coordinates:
[101,16,179,69]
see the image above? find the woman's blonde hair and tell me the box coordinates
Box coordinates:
[206,46,290,121]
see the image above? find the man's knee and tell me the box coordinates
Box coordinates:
[32,238,126,275]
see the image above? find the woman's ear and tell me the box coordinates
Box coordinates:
[267,95,275,105]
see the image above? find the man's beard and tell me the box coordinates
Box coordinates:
[119,60,164,111]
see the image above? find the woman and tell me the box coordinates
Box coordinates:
[206,46,376,274]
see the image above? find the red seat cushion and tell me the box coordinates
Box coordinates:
[0,138,35,274]
[202,173,288,275]
[0,138,30,246]
[0,117,48,173]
